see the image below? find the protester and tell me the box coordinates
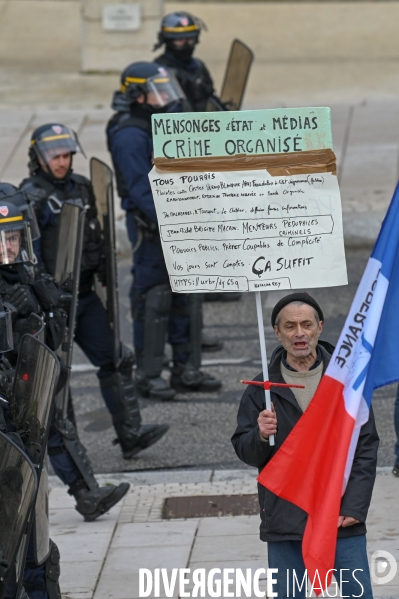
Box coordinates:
[232,292,378,599]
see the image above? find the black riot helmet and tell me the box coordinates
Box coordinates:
[0,202,34,265]
[154,12,203,51]
[28,123,85,176]
[117,62,185,108]
[0,183,40,241]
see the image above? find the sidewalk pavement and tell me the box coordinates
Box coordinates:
[49,468,399,599]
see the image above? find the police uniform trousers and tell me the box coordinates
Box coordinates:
[21,533,47,599]
[47,289,125,483]
[126,211,190,363]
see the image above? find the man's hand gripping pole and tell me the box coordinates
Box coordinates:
[240,380,305,445]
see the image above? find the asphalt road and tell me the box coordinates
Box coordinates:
[69,247,397,473]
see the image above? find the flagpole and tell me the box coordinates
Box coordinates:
[255,291,275,446]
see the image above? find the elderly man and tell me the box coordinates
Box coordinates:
[232,292,378,599]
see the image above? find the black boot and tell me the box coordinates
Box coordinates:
[69,478,130,522]
[99,350,170,457]
[67,388,78,432]
[134,350,175,400]
[170,362,222,393]
[112,411,169,459]
[134,368,176,400]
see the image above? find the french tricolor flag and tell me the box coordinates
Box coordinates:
[258,183,399,592]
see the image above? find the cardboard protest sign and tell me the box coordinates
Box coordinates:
[149,107,347,294]
[148,168,346,293]
[152,107,333,159]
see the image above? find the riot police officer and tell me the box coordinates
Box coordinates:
[153,11,223,112]
[153,12,242,306]
[0,206,60,599]
[0,330,60,599]
[0,193,130,526]
[19,125,169,459]
[107,62,222,400]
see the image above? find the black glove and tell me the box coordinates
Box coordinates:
[31,274,64,310]
[133,212,158,236]
[3,285,40,316]
[45,309,67,351]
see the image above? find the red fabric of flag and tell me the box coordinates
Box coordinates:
[257,376,356,593]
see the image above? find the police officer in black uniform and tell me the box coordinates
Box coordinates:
[107,62,222,400]
[154,12,242,305]
[19,124,169,460]
[0,329,60,599]
[0,200,61,599]
[153,12,223,112]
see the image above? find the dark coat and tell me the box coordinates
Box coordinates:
[231,343,379,542]
[20,170,102,293]
[106,119,156,221]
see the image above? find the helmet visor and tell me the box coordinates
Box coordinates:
[32,128,84,164]
[22,202,40,241]
[0,192,40,241]
[0,223,34,265]
[146,72,185,107]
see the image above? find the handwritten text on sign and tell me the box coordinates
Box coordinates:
[151,107,332,159]
[149,168,347,293]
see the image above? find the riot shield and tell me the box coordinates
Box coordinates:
[28,313,45,344]
[54,202,86,419]
[219,39,254,111]
[8,335,59,591]
[32,456,49,565]
[90,157,121,367]
[54,201,86,292]
[0,431,37,599]
[9,334,60,467]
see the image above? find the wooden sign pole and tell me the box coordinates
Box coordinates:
[255,291,275,446]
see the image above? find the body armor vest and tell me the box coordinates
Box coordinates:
[21,173,102,288]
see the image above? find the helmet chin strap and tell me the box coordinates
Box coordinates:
[167,42,196,63]
[133,102,167,116]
